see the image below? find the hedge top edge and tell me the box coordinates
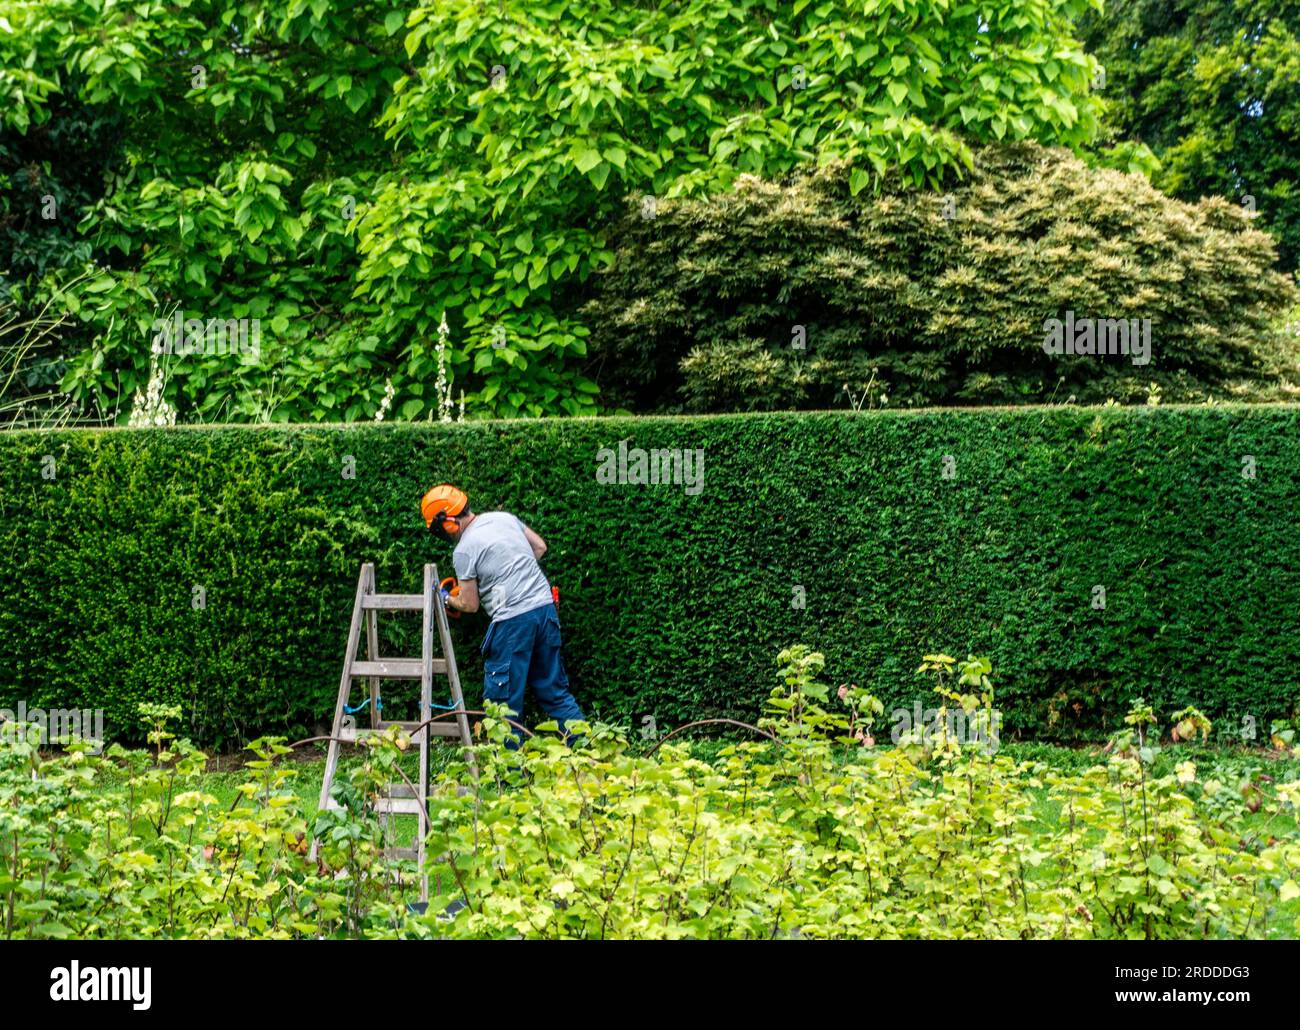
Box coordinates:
[6,401,1300,438]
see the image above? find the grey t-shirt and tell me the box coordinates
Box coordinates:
[452,511,553,621]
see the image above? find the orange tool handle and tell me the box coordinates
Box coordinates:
[439,576,461,619]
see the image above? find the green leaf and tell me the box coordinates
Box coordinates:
[404,24,428,59]
[1147,855,1173,877]
[573,148,602,174]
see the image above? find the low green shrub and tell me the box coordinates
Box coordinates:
[3,651,1296,939]
[581,143,1298,412]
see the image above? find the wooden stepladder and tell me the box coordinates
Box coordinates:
[310,563,475,903]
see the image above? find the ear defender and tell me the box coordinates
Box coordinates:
[421,484,469,537]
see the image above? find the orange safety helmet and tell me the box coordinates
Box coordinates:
[420,484,469,535]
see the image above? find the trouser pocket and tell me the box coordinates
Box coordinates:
[543,605,561,640]
[483,653,512,703]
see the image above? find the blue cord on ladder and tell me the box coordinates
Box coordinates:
[346,698,460,714]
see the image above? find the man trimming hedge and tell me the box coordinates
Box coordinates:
[420,483,584,748]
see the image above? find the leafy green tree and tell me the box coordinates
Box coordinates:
[2,0,1105,422]
[1078,0,1300,271]
[0,3,125,424]
[580,143,1298,411]
[3,0,409,422]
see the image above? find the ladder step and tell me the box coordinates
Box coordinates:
[386,847,420,861]
[362,593,424,610]
[337,720,468,743]
[351,659,422,678]
[350,658,448,678]
[338,723,423,738]
[321,797,425,816]
[377,719,430,733]
[373,798,425,815]
[428,721,470,737]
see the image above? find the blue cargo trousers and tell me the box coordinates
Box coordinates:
[480,603,584,748]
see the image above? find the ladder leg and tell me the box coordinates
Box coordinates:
[417,565,434,903]
[433,562,479,783]
[310,562,370,862]
[365,599,381,730]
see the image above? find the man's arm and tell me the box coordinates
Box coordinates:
[447,578,480,613]
[521,523,547,560]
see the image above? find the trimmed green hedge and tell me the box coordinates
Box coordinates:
[2,406,1298,747]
